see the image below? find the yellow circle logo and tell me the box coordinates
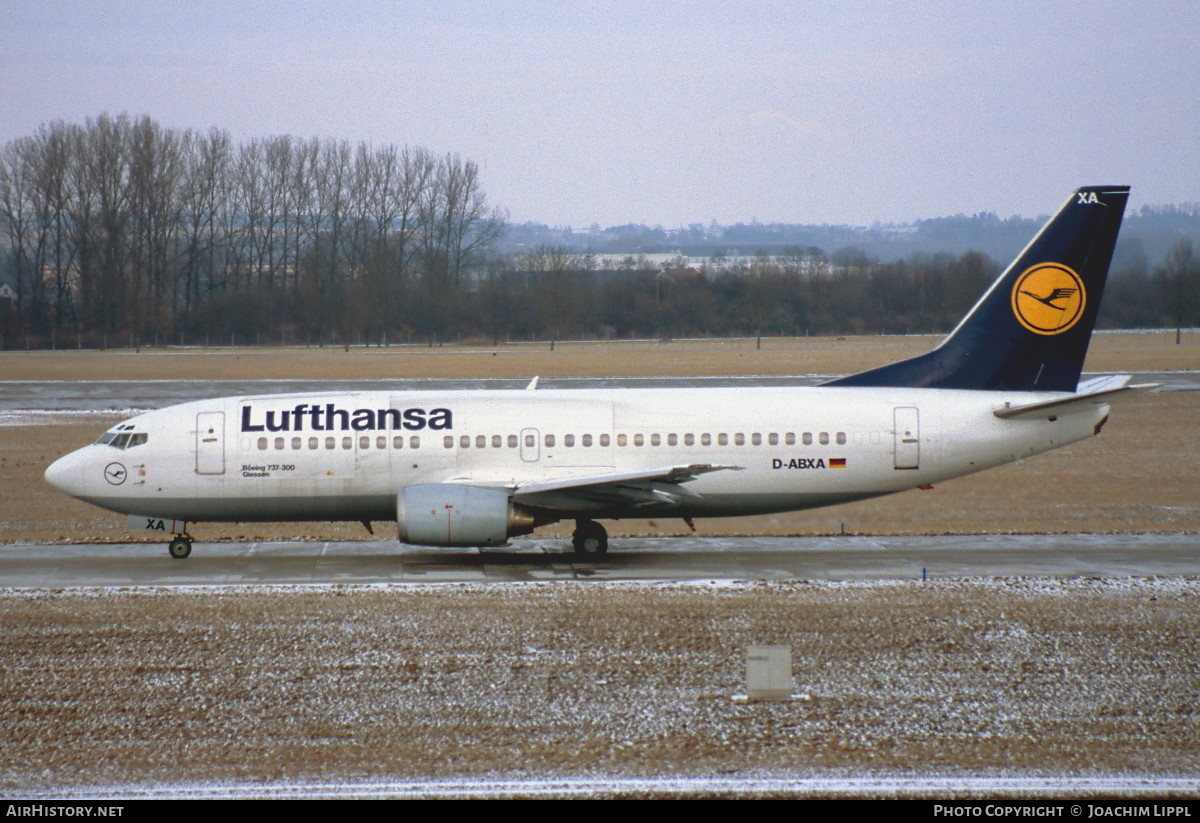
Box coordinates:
[1011,263,1086,335]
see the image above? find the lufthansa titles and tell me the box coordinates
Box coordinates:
[241,403,452,433]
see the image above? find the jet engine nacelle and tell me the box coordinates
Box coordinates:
[396,484,537,547]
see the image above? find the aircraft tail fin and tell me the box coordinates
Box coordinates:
[825,186,1130,392]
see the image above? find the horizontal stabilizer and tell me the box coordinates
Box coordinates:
[992,375,1152,420]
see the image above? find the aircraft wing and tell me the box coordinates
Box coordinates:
[448,464,742,512]
[992,374,1156,420]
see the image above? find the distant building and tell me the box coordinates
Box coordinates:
[588,252,831,276]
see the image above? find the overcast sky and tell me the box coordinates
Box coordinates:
[2,1,1196,227]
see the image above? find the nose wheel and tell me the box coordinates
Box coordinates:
[168,535,193,559]
[572,520,608,557]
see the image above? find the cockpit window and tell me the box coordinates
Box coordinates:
[97,431,148,449]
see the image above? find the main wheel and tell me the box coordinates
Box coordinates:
[572,520,608,557]
[168,536,192,559]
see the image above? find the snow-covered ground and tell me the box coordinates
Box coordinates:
[3,578,1198,798]
[21,775,1200,800]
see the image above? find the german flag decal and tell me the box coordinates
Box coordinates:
[829,458,847,468]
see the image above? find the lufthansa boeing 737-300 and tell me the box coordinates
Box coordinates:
[46,186,1137,559]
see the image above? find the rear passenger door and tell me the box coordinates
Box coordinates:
[893,406,920,470]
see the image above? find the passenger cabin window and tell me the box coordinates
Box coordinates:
[836,432,847,445]
[508,434,518,448]
[492,435,501,448]
[802,432,813,445]
[600,434,610,447]
[581,434,593,447]
[819,432,830,445]
[545,434,555,447]
[445,436,454,449]
[786,433,796,446]
[667,434,677,446]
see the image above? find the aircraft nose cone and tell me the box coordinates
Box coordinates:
[45,448,90,498]
[44,454,70,491]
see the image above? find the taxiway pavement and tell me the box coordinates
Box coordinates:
[2,532,1196,587]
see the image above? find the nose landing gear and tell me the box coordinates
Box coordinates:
[167,534,193,559]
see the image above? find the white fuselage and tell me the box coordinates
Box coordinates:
[45,385,1106,528]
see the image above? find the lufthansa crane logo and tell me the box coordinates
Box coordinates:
[104,462,128,485]
[1011,263,1086,335]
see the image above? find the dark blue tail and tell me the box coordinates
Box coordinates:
[825,186,1130,392]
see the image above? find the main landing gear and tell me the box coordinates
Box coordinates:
[167,534,193,559]
[572,519,608,557]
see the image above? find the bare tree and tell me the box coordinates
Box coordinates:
[417,154,506,343]
[1158,238,1199,343]
[40,124,77,332]
[76,114,135,335]
[0,116,508,346]
[351,144,429,343]
[519,244,585,347]
[0,137,42,331]
[178,128,231,327]
[127,116,186,343]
